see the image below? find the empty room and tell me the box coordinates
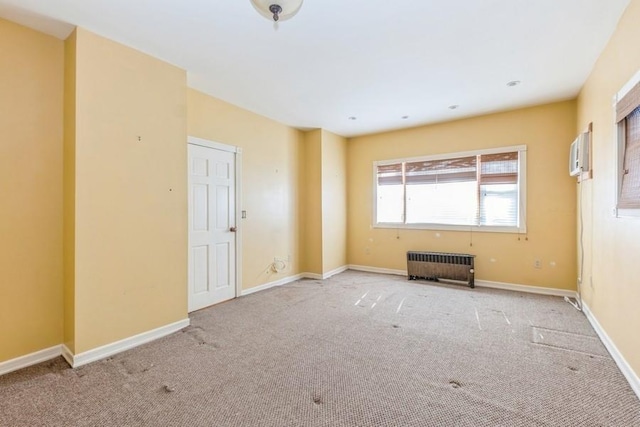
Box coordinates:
[1,0,640,425]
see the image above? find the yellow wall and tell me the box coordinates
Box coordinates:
[299,129,348,276]
[187,89,304,288]
[576,0,640,378]
[348,101,578,290]
[321,130,348,273]
[302,130,324,274]
[69,29,188,353]
[0,19,64,362]
[4,6,638,390]
[63,29,77,352]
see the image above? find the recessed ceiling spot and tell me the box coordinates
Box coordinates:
[507,80,521,87]
[402,115,409,119]
[448,105,459,110]
[348,116,357,121]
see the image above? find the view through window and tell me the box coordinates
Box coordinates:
[375,146,526,232]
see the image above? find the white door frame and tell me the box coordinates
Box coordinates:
[187,136,243,302]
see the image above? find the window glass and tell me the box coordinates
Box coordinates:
[374,147,525,232]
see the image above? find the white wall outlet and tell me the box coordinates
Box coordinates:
[534,259,542,269]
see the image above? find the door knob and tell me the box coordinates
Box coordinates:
[230,226,237,232]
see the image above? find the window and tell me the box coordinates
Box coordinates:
[616,70,640,215]
[374,146,526,233]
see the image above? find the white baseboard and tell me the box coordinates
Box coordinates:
[348,264,407,276]
[61,344,74,367]
[65,318,190,368]
[582,302,640,400]
[320,265,349,279]
[240,267,349,296]
[475,280,577,298]
[241,266,575,302]
[347,265,576,298]
[0,345,62,376]
[241,274,304,296]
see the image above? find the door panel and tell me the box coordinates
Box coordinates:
[188,144,236,312]
[192,245,209,294]
[193,184,208,231]
[215,243,229,288]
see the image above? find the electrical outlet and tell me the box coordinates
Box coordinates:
[534,259,542,269]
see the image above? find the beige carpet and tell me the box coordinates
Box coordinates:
[1,271,639,426]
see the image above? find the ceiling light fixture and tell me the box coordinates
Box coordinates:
[402,115,409,120]
[348,116,357,121]
[507,80,521,87]
[250,0,304,22]
[448,105,459,110]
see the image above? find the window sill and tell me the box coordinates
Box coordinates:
[373,222,526,234]
[615,208,640,218]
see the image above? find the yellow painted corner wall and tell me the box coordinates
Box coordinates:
[302,129,323,274]
[187,89,304,288]
[347,101,577,290]
[321,130,348,273]
[0,19,64,362]
[72,28,188,353]
[576,0,640,379]
[63,29,77,352]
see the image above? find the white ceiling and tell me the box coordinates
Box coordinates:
[0,0,631,137]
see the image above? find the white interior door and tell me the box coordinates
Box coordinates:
[188,143,237,312]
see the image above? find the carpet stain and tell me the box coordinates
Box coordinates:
[392,324,401,329]
[119,360,155,376]
[568,366,579,372]
[449,380,463,389]
[185,327,210,346]
[163,385,176,393]
[312,395,323,405]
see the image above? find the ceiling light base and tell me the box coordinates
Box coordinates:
[269,4,282,21]
[250,0,303,22]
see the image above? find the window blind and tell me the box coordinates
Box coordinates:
[619,106,640,209]
[617,82,640,123]
[374,146,525,231]
[405,156,477,185]
[377,163,403,185]
[478,152,519,227]
[479,152,518,184]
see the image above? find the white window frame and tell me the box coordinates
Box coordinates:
[373,145,527,233]
[614,68,640,218]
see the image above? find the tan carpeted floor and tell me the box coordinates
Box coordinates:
[1,271,639,426]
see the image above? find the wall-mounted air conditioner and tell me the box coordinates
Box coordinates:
[569,131,590,177]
